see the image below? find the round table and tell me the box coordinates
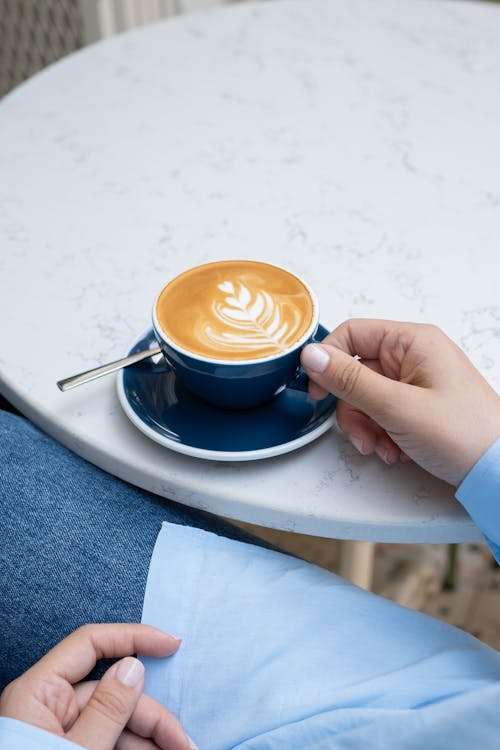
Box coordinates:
[1,0,499,547]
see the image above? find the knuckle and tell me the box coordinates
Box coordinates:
[73,624,93,639]
[336,359,361,399]
[0,678,18,705]
[69,624,98,651]
[422,323,443,339]
[418,323,452,358]
[88,688,130,725]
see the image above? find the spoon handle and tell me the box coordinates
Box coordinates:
[57,346,162,391]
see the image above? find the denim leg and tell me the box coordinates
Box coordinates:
[0,410,271,689]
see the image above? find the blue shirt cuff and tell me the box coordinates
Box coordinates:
[0,718,84,750]
[456,438,500,563]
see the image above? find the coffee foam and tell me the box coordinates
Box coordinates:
[156,261,315,361]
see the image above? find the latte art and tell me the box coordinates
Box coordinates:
[155,260,315,361]
[202,280,302,354]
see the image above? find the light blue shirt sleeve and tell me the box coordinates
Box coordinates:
[456,437,500,563]
[140,518,500,750]
[0,718,83,750]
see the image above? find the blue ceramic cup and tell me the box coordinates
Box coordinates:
[152,261,320,410]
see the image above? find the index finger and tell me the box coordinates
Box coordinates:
[28,623,180,685]
[322,319,413,360]
[75,683,194,750]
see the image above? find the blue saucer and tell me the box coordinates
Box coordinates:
[117,326,336,461]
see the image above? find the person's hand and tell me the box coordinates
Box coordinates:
[0,623,197,750]
[301,319,500,486]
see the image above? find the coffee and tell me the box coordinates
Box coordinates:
[155,260,315,361]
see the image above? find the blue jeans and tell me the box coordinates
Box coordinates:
[0,410,270,690]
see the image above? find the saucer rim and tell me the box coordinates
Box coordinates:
[117,326,336,462]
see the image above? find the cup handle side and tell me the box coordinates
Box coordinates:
[286,335,324,393]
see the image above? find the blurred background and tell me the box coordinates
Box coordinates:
[1,0,499,647]
[0,0,242,98]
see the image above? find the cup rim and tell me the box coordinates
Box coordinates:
[152,259,320,366]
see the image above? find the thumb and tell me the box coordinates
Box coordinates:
[301,343,403,421]
[66,656,144,750]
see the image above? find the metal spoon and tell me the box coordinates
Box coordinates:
[57,346,162,391]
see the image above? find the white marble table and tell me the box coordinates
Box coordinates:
[1,0,499,545]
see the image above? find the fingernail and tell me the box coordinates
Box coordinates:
[187,736,199,750]
[349,436,365,454]
[375,445,399,465]
[116,657,145,687]
[375,444,390,464]
[302,344,329,374]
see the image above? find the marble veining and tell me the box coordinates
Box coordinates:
[1,0,499,540]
